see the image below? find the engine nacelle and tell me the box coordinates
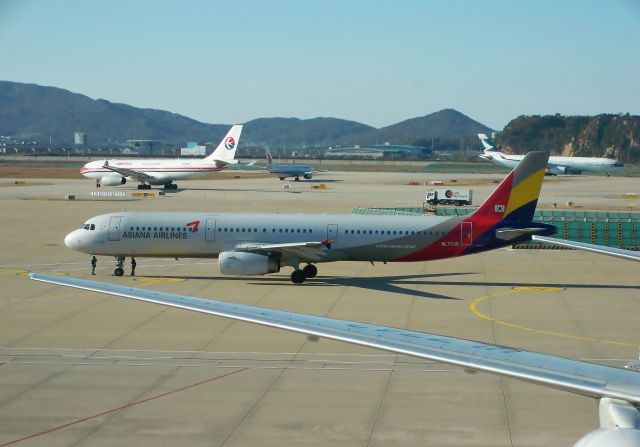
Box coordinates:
[303,173,313,180]
[101,175,126,186]
[574,398,640,446]
[574,428,640,446]
[219,251,280,276]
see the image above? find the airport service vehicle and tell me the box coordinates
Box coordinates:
[80,125,243,189]
[32,272,640,446]
[64,152,555,283]
[478,133,624,175]
[265,147,314,181]
[425,188,472,206]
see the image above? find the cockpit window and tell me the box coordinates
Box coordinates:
[83,224,90,230]
[90,224,95,230]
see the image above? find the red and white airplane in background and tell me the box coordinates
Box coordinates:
[80,124,242,190]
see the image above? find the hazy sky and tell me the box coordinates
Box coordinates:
[1,0,639,129]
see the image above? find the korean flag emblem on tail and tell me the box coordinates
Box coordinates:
[495,204,505,213]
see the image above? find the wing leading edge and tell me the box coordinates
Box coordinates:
[29,272,640,404]
[102,162,155,182]
[532,235,640,262]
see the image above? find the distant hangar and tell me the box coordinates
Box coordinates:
[324,143,431,159]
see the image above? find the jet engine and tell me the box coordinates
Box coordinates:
[303,173,313,180]
[100,175,126,186]
[573,398,640,447]
[219,251,280,276]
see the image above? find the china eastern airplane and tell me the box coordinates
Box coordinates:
[30,271,640,445]
[265,147,314,181]
[478,133,624,175]
[64,151,556,282]
[80,124,243,189]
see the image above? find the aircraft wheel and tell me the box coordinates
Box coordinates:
[290,270,306,284]
[138,184,144,190]
[146,184,152,190]
[303,264,317,278]
[294,177,300,181]
[114,267,124,276]
[172,184,178,189]
[279,177,285,181]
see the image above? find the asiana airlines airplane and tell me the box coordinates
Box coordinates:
[64,152,555,282]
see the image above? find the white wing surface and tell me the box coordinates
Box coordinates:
[102,162,155,182]
[236,240,331,261]
[532,235,640,262]
[29,272,640,404]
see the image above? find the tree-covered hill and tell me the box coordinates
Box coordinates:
[498,114,640,162]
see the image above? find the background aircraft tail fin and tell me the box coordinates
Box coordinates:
[478,133,497,152]
[205,124,243,162]
[470,151,548,224]
[265,146,274,166]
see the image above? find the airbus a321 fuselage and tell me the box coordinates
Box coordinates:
[65,152,555,283]
[80,124,242,189]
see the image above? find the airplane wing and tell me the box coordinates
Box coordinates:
[532,235,640,262]
[235,240,331,261]
[29,272,640,405]
[102,162,155,182]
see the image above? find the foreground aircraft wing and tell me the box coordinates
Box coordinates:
[29,272,640,405]
[532,235,640,262]
[237,240,331,261]
[102,162,155,182]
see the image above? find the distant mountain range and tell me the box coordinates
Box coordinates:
[0,80,492,149]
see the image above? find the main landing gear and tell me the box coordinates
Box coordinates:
[114,256,125,276]
[290,264,318,284]
[163,183,178,190]
[137,184,152,190]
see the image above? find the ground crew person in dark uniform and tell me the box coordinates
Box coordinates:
[91,256,97,275]
[131,257,136,276]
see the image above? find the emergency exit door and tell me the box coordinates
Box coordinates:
[461,222,472,245]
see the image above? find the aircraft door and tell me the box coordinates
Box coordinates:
[205,218,216,242]
[327,224,338,243]
[461,222,472,245]
[108,216,122,241]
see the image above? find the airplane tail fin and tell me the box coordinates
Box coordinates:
[205,124,243,164]
[478,133,497,152]
[470,151,548,224]
[265,146,273,166]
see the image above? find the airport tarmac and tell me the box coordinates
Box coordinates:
[1,171,639,446]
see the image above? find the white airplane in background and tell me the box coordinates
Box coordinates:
[81,124,243,189]
[64,152,556,282]
[478,133,623,175]
[30,272,640,446]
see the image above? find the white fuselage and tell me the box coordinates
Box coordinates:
[65,211,463,263]
[482,151,623,174]
[81,158,224,184]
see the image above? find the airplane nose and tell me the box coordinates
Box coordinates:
[64,230,81,251]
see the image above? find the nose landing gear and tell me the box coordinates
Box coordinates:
[114,256,125,276]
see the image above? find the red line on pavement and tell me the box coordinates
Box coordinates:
[0,367,249,447]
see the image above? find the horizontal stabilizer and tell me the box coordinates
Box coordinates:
[496,227,553,241]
